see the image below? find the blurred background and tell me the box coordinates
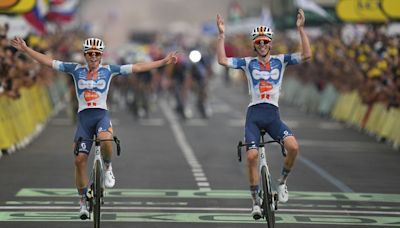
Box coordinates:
[0,0,400,152]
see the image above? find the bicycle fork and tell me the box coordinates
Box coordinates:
[86,143,105,215]
[259,145,278,211]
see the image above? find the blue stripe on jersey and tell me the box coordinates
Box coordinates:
[228,57,246,69]
[284,53,301,65]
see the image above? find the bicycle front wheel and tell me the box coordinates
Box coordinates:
[93,160,102,228]
[261,165,275,228]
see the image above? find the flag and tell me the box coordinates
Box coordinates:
[23,0,50,34]
[295,0,333,21]
[46,0,79,23]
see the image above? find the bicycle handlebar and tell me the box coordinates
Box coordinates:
[236,140,286,162]
[74,136,121,156]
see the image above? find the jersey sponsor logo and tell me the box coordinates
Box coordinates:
[77,79,107,90]
[259,80,272,100]
[252,69,280,81]
[84,90,99,102]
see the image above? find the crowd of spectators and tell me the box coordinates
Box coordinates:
[0,23,83,100]
[292,24,400,110]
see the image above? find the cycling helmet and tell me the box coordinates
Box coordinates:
[82,38,105,53]
[251,26,273,41]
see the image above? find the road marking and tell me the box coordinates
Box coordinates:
[298,155,354,193]
[138,118,165,126]
[6,201,400,211]
[5,201,187,206]
[15,189,400,202]
[159,100,210,191]
[1,211,400,225]
[0,206,400,215]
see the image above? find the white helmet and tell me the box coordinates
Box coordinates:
[251,26,273,41]
[82,38,105,52]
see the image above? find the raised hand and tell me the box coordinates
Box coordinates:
[163,51,178,65]
[216,14,225,34]
[296,9,305,28]
[11,37,28,52]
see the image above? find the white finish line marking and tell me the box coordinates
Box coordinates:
[0,206,399,215]
[160,100,211,191]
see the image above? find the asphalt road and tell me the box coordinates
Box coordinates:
[0,76,399,228]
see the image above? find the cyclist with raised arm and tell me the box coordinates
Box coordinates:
[216,9,311,219]
[11,37,177,219]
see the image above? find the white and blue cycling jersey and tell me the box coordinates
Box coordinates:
[227,53,302,107]
[52,60,133,112]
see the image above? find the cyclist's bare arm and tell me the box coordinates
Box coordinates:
[296,9,312,61]
[216,14,228,66]
[11,37,53,67]
[132,51,177,73]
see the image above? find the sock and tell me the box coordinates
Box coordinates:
[78,188,88,200]
[279,167,291,184]
[250,185,259,205]
[103,160,112,170]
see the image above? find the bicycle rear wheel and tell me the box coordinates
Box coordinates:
[261,166,275,228]
[93,160,102,228]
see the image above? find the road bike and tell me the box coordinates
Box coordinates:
[237,129,286,228]
[75,136,121,228]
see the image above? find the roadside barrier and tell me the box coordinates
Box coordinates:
[282,77,400,149]
[0,76,68,153]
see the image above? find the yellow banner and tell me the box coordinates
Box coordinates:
[0,0,35,14]
[382,0,400,19]
[336,0,389,22]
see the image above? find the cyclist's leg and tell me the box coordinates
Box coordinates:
[74,113,95,194]
[281,135,299,179]
[74,111,96,219]
[97,127,113,165]
[267,114,298,202]
[244,106,261,204]
[96,111,115,187]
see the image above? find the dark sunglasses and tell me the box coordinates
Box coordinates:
[85,51,102,57]
[254,39,271,46]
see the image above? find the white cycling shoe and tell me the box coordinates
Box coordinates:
[79,199,89,220]
[277,183,289,203]
[251,204,262,220]
[104,167,116,188]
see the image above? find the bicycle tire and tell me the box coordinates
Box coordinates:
[261,166,275,228]
[93,160,102,228]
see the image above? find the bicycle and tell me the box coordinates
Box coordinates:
[237,129,286,228]
[74,136,121,228]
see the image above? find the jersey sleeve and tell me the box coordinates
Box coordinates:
[52,60,78,73]
[109,64,133,76]
[283,53,302,66]
[226,57,247,69]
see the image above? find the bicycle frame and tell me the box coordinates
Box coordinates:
[87,140,105,199]
[237,131,286,227]
[258,144,273,199]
